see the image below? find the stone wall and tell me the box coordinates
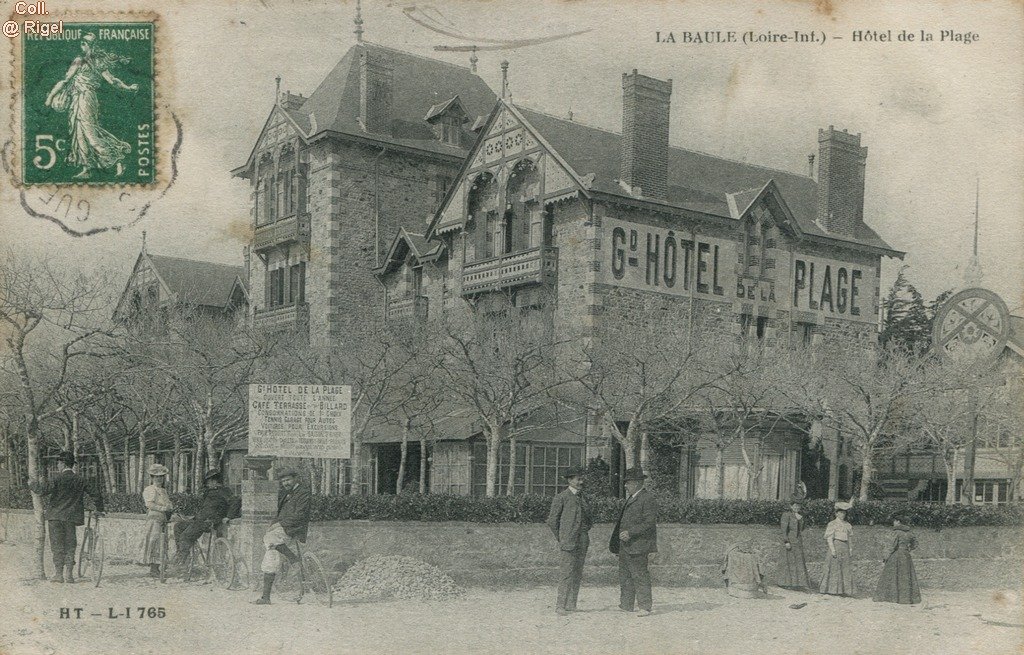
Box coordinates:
[4,510,1019,592]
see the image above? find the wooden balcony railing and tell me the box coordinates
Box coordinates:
[461,246,558,296]
[387,295,429,321]
[253,302,309,332]
[253,214,310,252]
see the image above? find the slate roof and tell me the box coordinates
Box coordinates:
[515,106,900,254]
[289,43,495,156]
[146,254,247,308]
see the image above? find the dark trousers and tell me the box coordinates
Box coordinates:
[48,520,77,570]
[173,519,210,557]
[556,532,589,610]
[618,552,653,611]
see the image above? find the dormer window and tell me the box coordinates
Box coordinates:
[425,96,468,147]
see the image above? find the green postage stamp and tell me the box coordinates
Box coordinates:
[20,22,156,185]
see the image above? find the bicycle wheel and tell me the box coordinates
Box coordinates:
[210,538,235,589]
[273,557,301,602]
[301,553,334,608]
[77,529,94,578]
[92,535,105,588]
[184,546,200,583]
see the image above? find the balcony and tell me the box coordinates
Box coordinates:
[253,302,309,332]
[461,247,558,296]
[387,295,429,321]
[253,214,310,252]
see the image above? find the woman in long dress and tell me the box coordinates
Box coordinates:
[44,33,137,179]
[137,464,174,577]
[872,515,922,604]
[819,501,856,596]
[778,498,810,589]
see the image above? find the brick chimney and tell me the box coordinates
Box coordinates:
[816,126,867,237]
[360,51,394,136]
[620,70,673,201]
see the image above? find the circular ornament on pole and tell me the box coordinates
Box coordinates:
[932,287,1010,363]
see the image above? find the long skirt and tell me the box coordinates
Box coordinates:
[872,549,921,604]
[819,540,856,596]
[137,512,167,565]
[777,540,810,588]
[723,549,766,599]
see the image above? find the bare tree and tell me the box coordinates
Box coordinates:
[0,252,116,578]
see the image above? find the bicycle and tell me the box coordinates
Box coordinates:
[182,520,235,589]
[273,540,333,608]
[76,510,105,587]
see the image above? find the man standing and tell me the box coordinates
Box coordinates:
[546,466,592,616]
[610,468,658,616]
[255,467,312,605]
[29,451,104,583]
[173,470,234,565]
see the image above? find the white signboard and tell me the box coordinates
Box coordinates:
[248,384,352,459]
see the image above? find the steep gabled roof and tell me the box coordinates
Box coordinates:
[375,228,445,275]
[145,254,247,308]
[514,106,901,255]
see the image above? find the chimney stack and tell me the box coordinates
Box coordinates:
[620,70,673,201]
[816,126,867,237]
[360,51,394,136]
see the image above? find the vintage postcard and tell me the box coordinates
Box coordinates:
[0,1,1020,654]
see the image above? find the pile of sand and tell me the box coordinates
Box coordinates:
[334,555,465,601]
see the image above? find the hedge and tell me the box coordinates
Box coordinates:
[3,487,1022,528]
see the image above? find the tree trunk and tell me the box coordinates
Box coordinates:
[397,422,410,494]
[26,419,47,580]
[97,434,117,494]
[171,435,182,493]
[621,423,638,471]
[419,435,428,494]
[944,453,958,505]
[484,424,505,498]
[639,432,650,475]
[715,445,726,500]
[505,432,517,497]
[136,428,146,494]
[122,437,131,493]
[858,448,874,502]
[192,440,204,493]
[70,414,79,458]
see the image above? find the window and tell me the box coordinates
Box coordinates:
[433,175,452,207]
[467,173,498,261]
[756,316,769,340]
[281,166,295,216]
[530,445,583,496]
[288,262,305,304]
[798,322,814,347]
[265,173,277,223]
[268,268,286,307]
[505,160,541,254]
[916,479,947,503]
[471,443,527,496]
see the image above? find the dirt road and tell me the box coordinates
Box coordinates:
[1,540,1020,655]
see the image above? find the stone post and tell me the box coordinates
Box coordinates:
[230,457,280,586]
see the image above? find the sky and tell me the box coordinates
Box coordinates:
[1,0,1021,312]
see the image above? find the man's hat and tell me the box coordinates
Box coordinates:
[57,451,75,467]
[148,463,169,477]
[563,466,586,480]
[275,467,299,480]
[203,469,222,481]
[622,468,647,482]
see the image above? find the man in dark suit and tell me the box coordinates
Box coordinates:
[609,467,658,616]
[546,465,592,616]
[255,467,312,605]
[29,451,104,583]
[173,469,235,565]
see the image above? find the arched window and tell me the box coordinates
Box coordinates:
[743,216,759,276]
[467,172,498,261]
[279,145,297,217]
[504,160,542,253]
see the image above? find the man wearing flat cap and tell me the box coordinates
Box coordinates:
[29,450,104,583]
[173,469,235,566]
[546,465,592,616]
[610,467,658,616]
[255,466,312,605]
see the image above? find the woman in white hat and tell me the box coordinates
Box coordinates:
[137,463,174,577]
[819,500,856,596]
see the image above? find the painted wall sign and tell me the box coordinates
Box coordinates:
[248,384,352,459]
[791,256,874,323]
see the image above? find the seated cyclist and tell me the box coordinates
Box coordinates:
[173,469,235,566]
[255,467,311,605]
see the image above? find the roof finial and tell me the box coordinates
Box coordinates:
[500,60,509,99]
[469,46,478,74]
[141,230,147,254]
[354,0,364,43]
[568,103,574,122]
[807,153,815,178]
[275,76,281,106]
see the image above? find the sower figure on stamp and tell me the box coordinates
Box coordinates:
[255,467,312,605]
[546,465,592,616]
[28,451,105,583]
[610,468,658,617]
[173,470,234,566]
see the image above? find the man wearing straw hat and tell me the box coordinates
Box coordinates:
[546,465,592,616]
[255,467,311,605]
[610,467,658,616]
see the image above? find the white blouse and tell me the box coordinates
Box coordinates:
[824,518,853,542]
[142,484,173,513]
